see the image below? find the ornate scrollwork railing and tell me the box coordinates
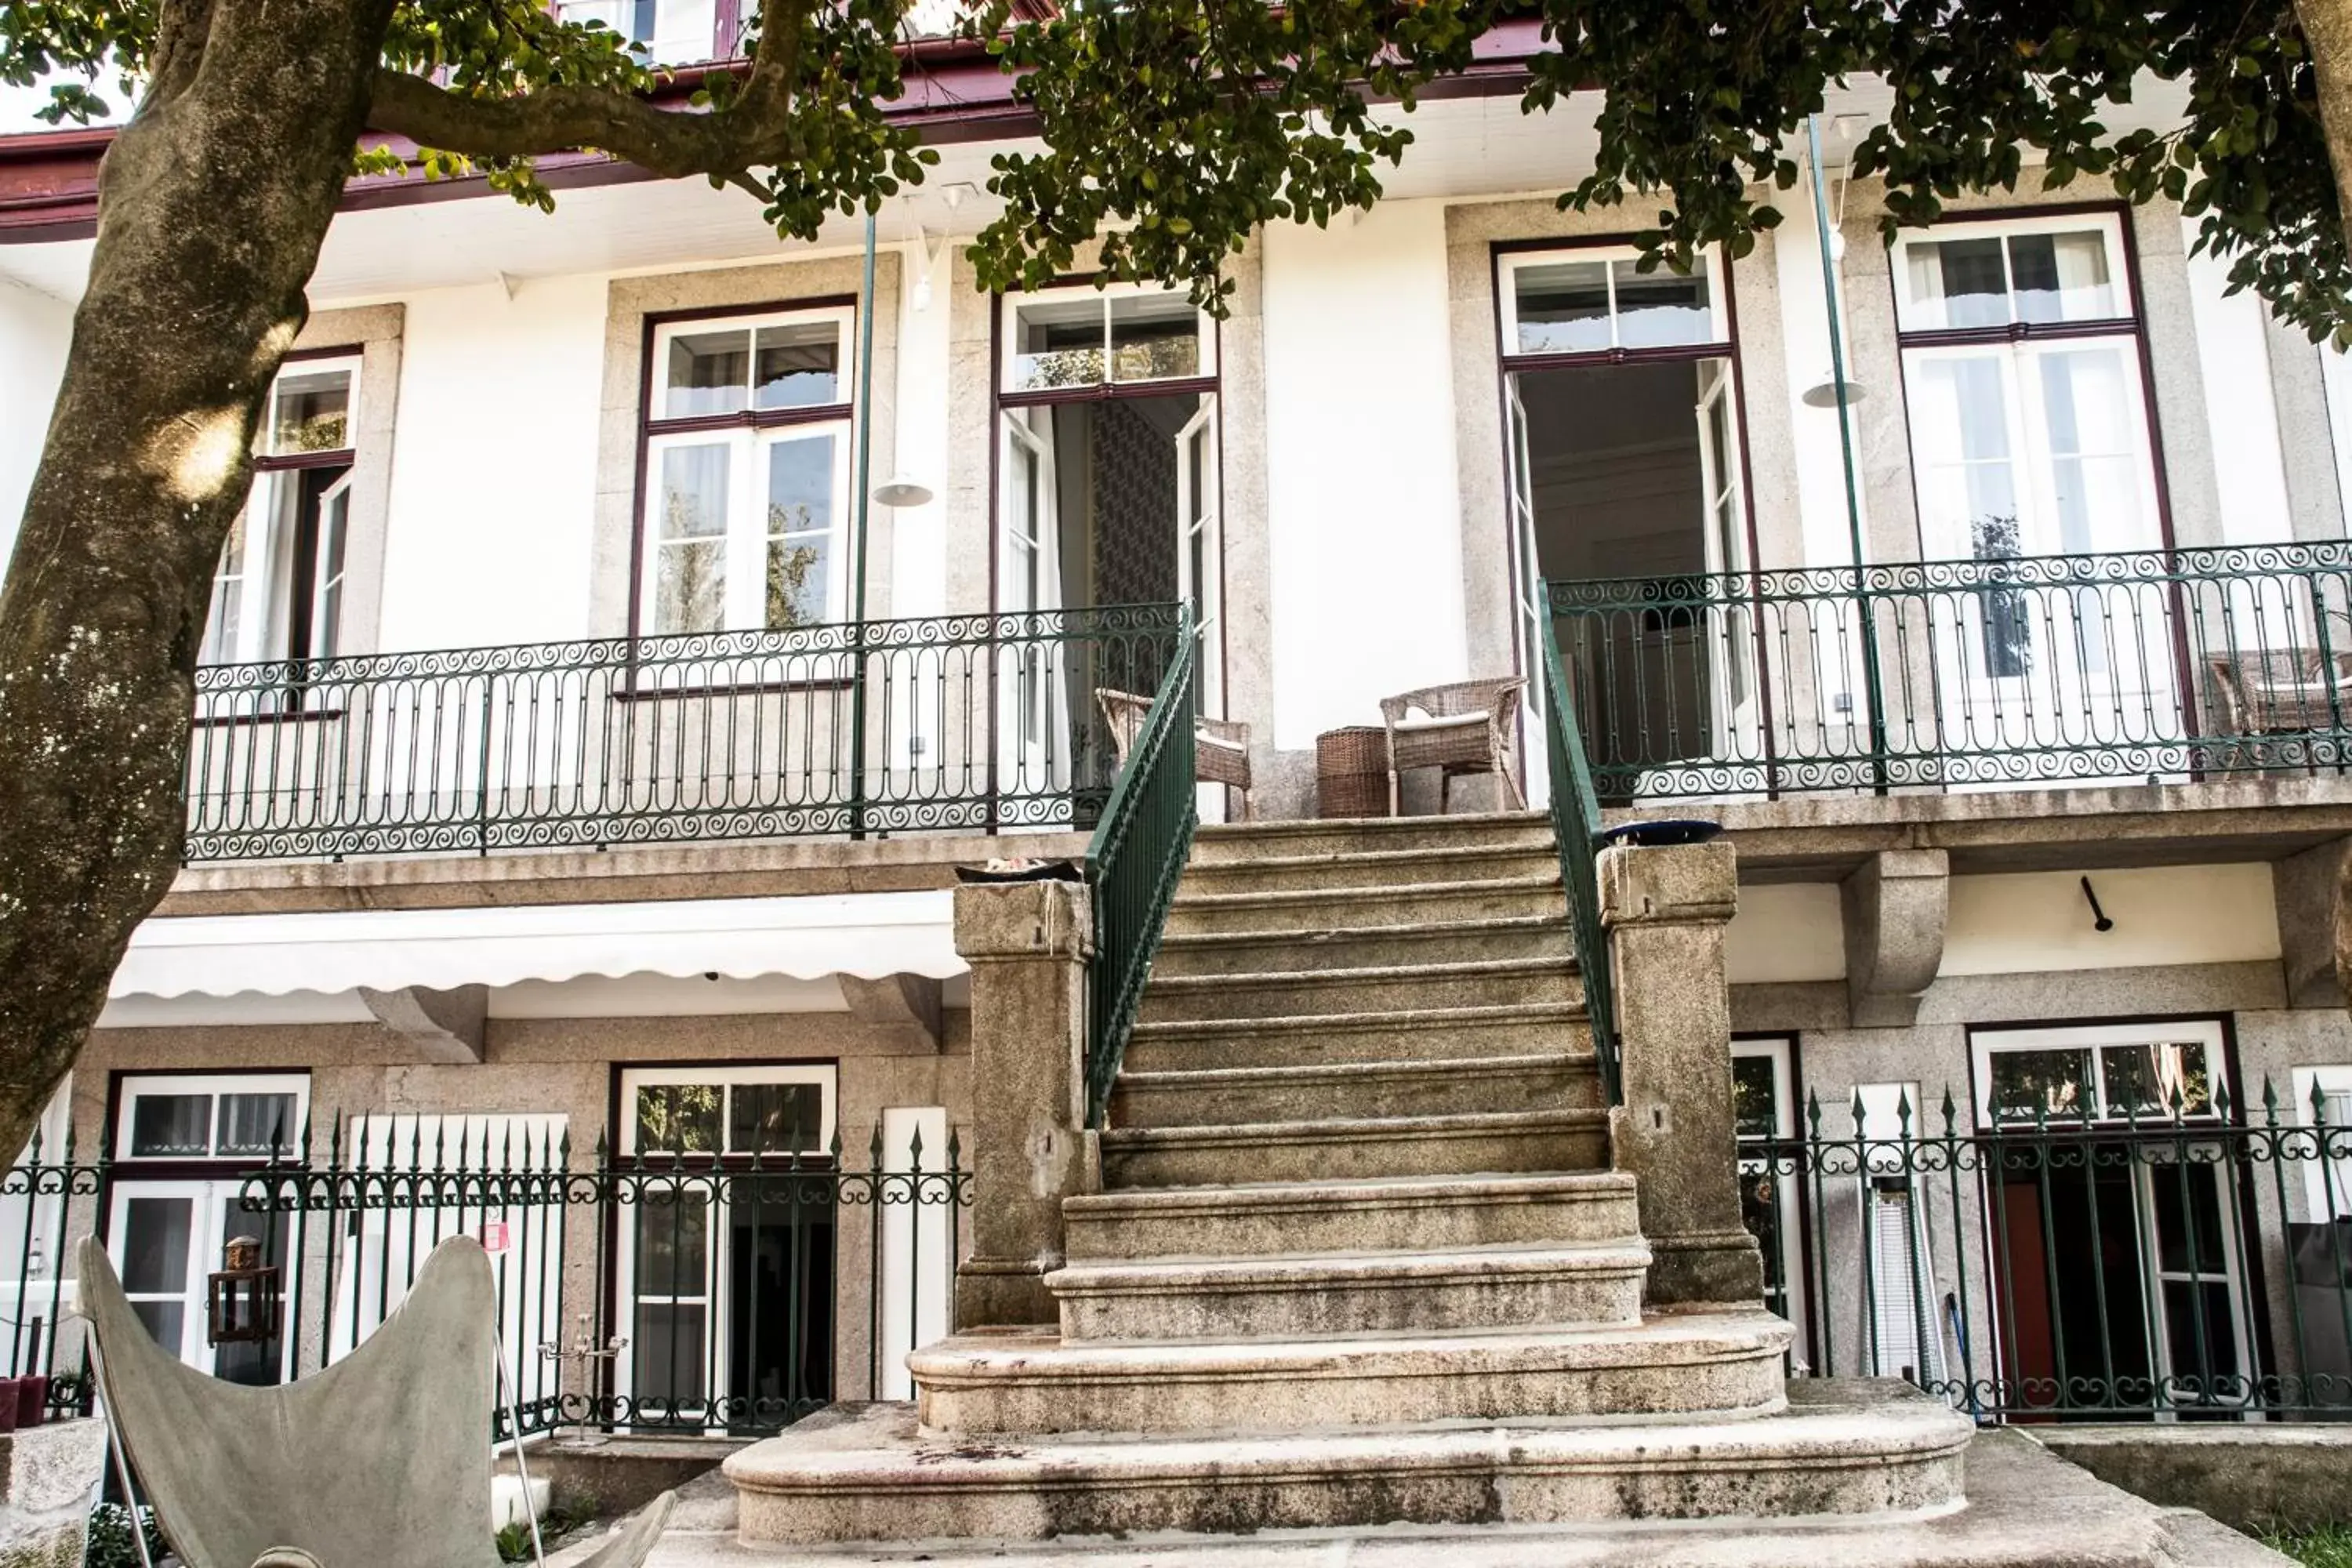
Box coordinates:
[183,604,1189,860]
[1547,543,2352,800]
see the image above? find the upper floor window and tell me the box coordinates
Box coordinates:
[558,0,724,67]
[1001,284,1215,394]
[637,305,855,637]
[203,358,359,666]
[1896,224,2127,333]
[1499,249,1728,359]
[1890,212,2159,568]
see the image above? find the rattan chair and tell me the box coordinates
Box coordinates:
[1097,688,1252,816]
[2205,649,2352,735]
[1381,677,1526,815]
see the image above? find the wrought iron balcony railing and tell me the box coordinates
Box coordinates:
[183,606,1189,862]
[1546,543,2352,801]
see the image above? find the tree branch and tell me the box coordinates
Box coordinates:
[365,0,818,180]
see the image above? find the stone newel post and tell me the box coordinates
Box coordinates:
[951,878,1094,1330]
[1598,840,1765,1308]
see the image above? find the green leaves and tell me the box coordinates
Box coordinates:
[964,0,1506,311]
[10,0,2348,340]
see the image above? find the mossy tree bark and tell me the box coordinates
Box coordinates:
[0,0,396,1164]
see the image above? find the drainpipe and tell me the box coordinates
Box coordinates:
[1807,114,1889,793]
[849,210,878,837]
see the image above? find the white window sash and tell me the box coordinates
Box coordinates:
[1890,212,2136,335]
[999,281,1217,394]
[1497,245,1731,358]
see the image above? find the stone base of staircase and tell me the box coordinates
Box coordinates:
[723,1380,1970,1546]
[662,1387,2289,1566]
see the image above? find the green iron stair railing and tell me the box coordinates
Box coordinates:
[1537,593,1623,1105]
[1083,605,1200,1128]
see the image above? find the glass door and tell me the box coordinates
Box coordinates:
[1505,376,1552,810]
[107,1181,292,1385]
[996,411,1069,818]
[1695,361,1762,768]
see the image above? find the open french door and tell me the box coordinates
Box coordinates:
[1694,361,1763,770]
[1174,397,1228,821]
[1504,376,1552,810]
[997,411,1069,820]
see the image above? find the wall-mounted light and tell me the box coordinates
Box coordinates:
[2080,875,2115,933]
[1802,375,1870,409]
[873,476,935,508]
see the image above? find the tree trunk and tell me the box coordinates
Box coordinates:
[2302,0,2352,269]
[0,0,395,1163]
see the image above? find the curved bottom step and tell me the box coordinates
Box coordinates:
[725,1381,1972,1546]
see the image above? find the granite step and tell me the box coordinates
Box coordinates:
[1061,1171,1640,1262]
[661,1400,2281,1565]
[1177,843,1559,898]
[1100,1108,1610,1189]
[1188,811,1552,863]
[898,1312,1795,1438]
[1163,873,1566,937]
[1045,1241,1650,1342]
[726,1389,1964,1544]
[1109,1052,1598,1129]
[1149,915,1571,978]
[1136,957,1580,1025]
[1122,1003,1590,1073]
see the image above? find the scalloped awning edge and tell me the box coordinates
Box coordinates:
[110,890,963,1000]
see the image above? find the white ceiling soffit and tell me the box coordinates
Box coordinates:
[109,890,961,1001]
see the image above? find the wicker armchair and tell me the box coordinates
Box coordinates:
[2205,649,2352,736]
[1097,688,1252,815]
[1381,677,1526,815]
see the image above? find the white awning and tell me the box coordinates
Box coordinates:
[110,891,962,1000]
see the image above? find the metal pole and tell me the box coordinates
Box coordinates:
[1808,114,1889,793]
[848,210,880,837]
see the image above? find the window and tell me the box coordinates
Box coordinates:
[2292,1065,2352,1222]
[1001,285,1214,394]
[1971,1022,2221,1127]
[114,1074,309,1161]
[557,0,721,65]
[1499,249,1729,358]
[637,307,855,637]
[1893,214,2160,565]
[203,358,361,666]
[1732,1040,1806,1363]
[620,1065,834,1158]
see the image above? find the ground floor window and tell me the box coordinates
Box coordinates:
[1733,1037,1806,1358]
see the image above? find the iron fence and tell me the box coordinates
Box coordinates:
[1547,543,2352,800]
[1,1120,965,1441]
[1745,1079,2352,1421]
[183,605,1187,860]
[1083,607,1200,1127]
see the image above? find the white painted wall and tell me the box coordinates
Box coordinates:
[2180,219,2293,546]
[0,279,74,573]
[374,275,607,651]
[1943,862,2279,975]
[1264,204,1468,750]
[1729,861,2281,986]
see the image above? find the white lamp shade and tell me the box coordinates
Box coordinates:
[873,475,935,507]
[1801,376,1868,409]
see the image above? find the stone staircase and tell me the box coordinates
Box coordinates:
[722,811,1972,1547]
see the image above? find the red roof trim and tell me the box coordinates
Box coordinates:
[0,20,1551,242]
